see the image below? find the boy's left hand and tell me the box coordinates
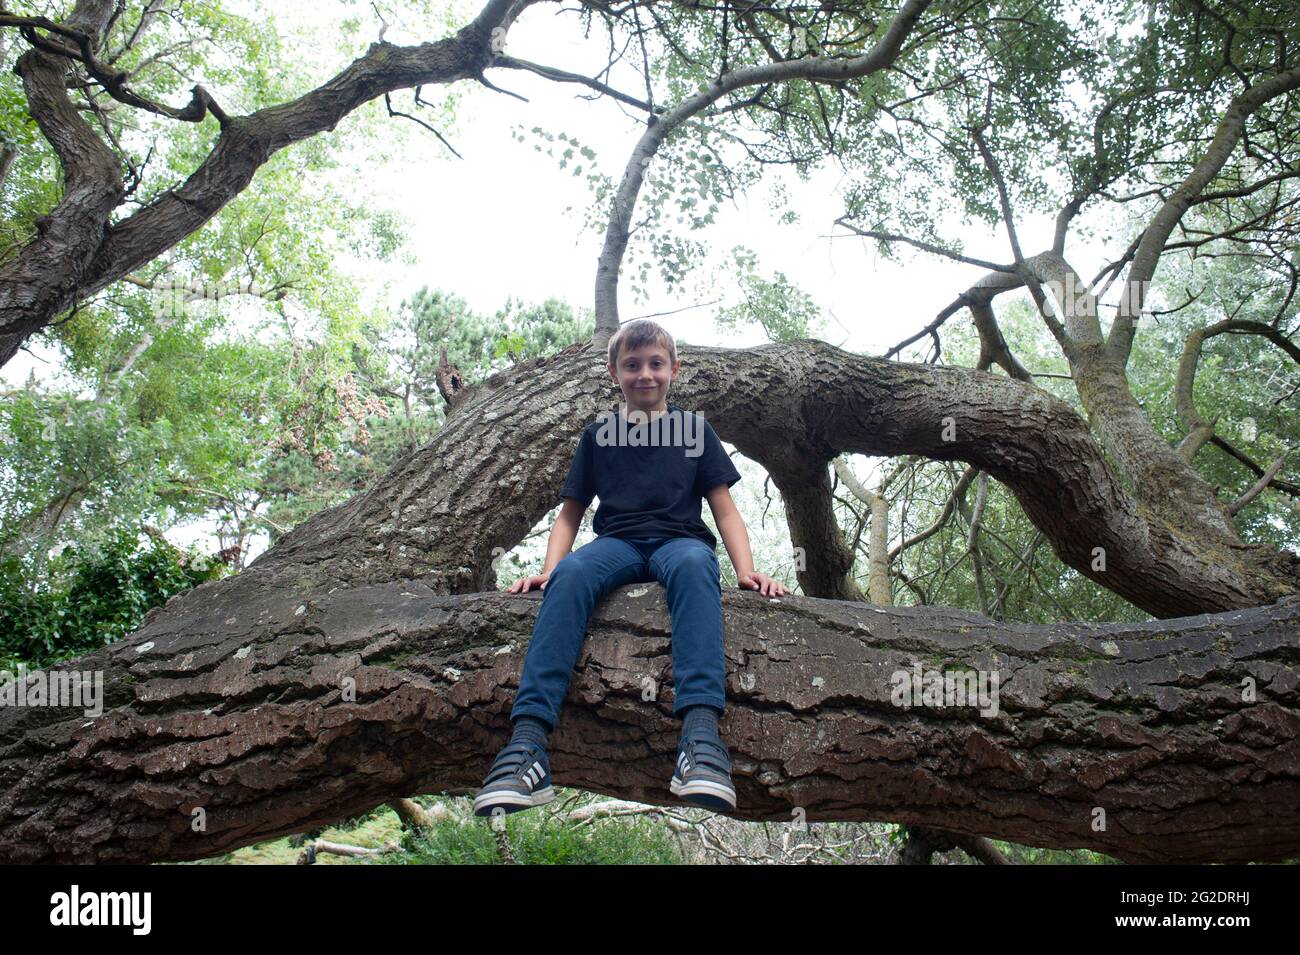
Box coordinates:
[738,571,787,598]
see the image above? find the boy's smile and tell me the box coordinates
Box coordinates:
[609,340,681,418]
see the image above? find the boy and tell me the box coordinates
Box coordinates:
[473,318,787,817]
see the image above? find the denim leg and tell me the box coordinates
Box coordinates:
[510,535,650,730]
[648,537,727,717]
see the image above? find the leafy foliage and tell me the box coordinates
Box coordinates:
[379,801,684,865]
[0,525,222,671]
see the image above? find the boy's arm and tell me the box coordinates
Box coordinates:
[705,484,787,597]
[541,498,587,575]
[704,484,756,580]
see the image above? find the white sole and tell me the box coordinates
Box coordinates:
[474,785,555,814]
[670,776,737,809]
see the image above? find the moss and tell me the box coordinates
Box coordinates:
[362,646,426,671]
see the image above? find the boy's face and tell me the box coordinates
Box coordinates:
[609,340,680,413]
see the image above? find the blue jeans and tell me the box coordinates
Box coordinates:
[510,534,726,731]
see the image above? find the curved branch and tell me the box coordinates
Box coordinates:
[968,298,1032,381]
[591,0,933,347]
[1108,63,1300,363]
[225,342,1296,622]
[1176,318,1300,463]
[0,0,541,368]
[0,0,125,365]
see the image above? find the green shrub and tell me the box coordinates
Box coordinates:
[0,524,222,670]
[375,801,685,865]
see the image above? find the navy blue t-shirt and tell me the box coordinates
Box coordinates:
[559,403,742,551]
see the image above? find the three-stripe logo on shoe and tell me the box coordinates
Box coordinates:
[677,751,690,773]
[523,761,544,789]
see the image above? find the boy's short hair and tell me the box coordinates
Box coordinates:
[607,318,677,368]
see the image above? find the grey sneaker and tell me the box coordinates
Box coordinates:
[473,741,555,817]
[670,735,737,812]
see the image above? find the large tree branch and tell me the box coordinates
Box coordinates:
[0,581,1294,864]
[0,0,125,365]
[766,451,863,601]
[0,0,541,368]
[213,343,1295,626]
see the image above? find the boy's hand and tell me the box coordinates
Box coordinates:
[737,571,787,598]
[507,573,551,594]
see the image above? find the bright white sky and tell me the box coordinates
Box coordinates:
[344,1,1070,354]
[3,0,1125,567]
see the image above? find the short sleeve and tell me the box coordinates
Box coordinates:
[559,426,596,507]
[692,418,742,498]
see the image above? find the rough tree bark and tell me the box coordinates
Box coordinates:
[0,576,1295,864]
[0,343,1297,864]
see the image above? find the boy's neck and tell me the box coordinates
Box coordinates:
[619,398,669,420]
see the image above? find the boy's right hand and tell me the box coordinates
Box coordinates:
[506,573,551,594]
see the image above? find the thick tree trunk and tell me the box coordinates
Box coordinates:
[0,582,1295,864]
[988,252,1258,575]
[1069,341,1240,543]
[0,0,124,366]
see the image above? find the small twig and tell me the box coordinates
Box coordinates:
[383,92,463,159]
[1228,453,1289,516]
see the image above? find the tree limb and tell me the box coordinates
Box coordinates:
[0,581,1294,864]
[1108,62,1300,363]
